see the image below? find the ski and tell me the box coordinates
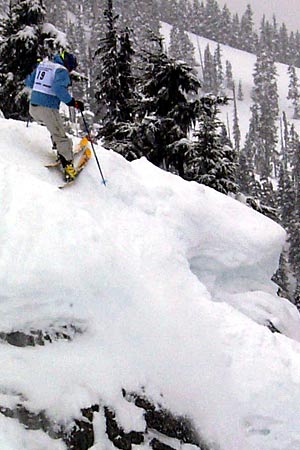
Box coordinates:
[74,135,89,155]
[58,148,92,189]
[45,135,90,169]
[45,160,61,169]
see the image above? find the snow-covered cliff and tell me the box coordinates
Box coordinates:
[1,118,300,450]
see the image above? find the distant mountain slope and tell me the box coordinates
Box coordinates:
[162,22,300,146]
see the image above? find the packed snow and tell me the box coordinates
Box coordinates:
[1,117,300,450]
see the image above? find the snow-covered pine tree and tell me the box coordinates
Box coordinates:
[237,150,255,196]
[225,60,234,90]
[116,27,135,122]
[219,5,232,46]
[0,0,46,119]
[272,250,290,300]
[280,111,289,168]
[289,124,300,175]
[176,0,191,32]
[294,31,300,68]
[287,65,300,119]
[202,44,216,94]
[238,104,261,197]
[95,25,136,155]
[121,34,200,176]
[189,0,206,37]
[260,176,277,213]
[278,23,290,65]
[239,4,256,53]
[289,144,300,303]
[0,0,66,120]
[237,80,244,101]
[169,25,196,68]
[271,16,281,63]
[204,0,221,42]
[188,95,237,194]
[232,82,241,153]
[117,0,160,52]
[157,0,177,26]
[214,43,224,95]
[277,162,295,232]
[87,0,106,111]
[229,13,240,49]
[251,41,279,179]
[94,0,121,135]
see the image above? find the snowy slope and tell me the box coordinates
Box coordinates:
[1,117,300,450]
[162,22,300,144]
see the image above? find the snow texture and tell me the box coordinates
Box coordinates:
[0,116,300,450]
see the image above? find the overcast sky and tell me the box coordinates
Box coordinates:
[217,0,300,32]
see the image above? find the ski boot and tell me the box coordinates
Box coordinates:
[58,154,77,181]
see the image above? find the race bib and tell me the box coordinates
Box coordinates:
[33,60,67,96]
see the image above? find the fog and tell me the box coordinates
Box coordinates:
[217,0,300,32]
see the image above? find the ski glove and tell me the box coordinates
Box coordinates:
[67,98,84,111]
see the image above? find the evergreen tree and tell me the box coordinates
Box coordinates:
[189,0,206,36]
[204,0,221,42]
[240,4,255,53]
[289,147,300,294]
[0,0,46,119]
[237,149,255,196]
[94,0,121,134]
[280,111,289,168]
[290,124,300,174]
[287,65,300,119]
[271,15,281,62]
[117,0,160,52]
[214,43,224,95]
[202,44,215,93]
[278,23,290,64]
[188,95,237,194]
[87,0,106,110]
[229,13,240,49]
[260,176,277,211]
[117,27,136,122]
[272,250,290,299]
[225,60,234,90]
[239,104,261,198]
[232,83,241,153]
[294,282,300,310]
[237,80,244,101]
[157,0,177,25]
[219,5,232,45]
[169,25,196,68]
[294,31,300,68]
[122,35,200,176]
[251,43,279,178]
[177,0,190,32]
[289,141,300,261]
[259,16,273,53]
[277,162,295,232]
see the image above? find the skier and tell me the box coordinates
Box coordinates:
[25,51,84,180]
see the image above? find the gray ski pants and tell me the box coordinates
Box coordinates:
[29,104,73,161]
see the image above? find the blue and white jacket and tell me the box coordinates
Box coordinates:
[25,54,72,109]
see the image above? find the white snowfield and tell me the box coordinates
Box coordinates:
[1,117,300,450]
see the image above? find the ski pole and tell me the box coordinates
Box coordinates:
[80,110,106,186]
